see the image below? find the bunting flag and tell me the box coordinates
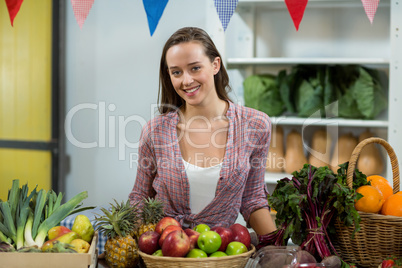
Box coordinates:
[361,0,380,24]
[5,0,24,26]
[285,0,308,31]
[143,0,169,36]
[213,0,238,31]
[71,0,95,29]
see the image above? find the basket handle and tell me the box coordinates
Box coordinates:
[346,137,400,193]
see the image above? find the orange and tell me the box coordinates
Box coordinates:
[355,185,384,213]
[381,194,402,217]
[367,175,393,201]
[396,191,402,196]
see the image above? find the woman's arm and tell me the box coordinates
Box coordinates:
[128,123,157,207]
[248,208,276,235]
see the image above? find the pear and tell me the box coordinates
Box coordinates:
[72,215,94,243]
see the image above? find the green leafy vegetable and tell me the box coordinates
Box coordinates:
[260,163,369,261]
[243,74,285,116]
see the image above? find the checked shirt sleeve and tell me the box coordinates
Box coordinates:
[240,112,271,225]
[128,122,157,210]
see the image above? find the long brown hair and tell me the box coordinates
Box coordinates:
[158,27,231,114]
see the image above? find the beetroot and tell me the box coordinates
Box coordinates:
[296,250,317,264]
[321,255,342,268]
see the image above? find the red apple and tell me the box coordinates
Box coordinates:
[138,231,160,255]
[161,229,190,257]
[184,228,200,250]
[158,225,182,247]
[229,223,251,249]
[155,216,181,234]
[211,226,234,251]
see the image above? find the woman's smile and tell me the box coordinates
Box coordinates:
[183,85,200,96]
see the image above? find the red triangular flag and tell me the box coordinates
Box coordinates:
[71,0,95,29]
[5,0,24,26]
[361,0,380,24]
[285,0,308,31]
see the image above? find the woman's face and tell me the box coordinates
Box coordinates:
[165,41,220,107]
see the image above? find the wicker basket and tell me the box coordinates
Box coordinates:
[139,245,255,268]
[333,137,402,267]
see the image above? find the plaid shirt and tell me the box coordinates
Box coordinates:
[129,101,271,228]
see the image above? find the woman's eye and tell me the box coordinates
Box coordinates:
[192,66,201,71]
[171,70,180,76]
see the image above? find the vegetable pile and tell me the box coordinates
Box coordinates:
[259,163,370,262]
[0,179,90,251]
[244,64,388,119]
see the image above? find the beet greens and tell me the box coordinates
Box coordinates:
[260,162,369,260]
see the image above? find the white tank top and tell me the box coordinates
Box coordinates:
[182,159,222,214]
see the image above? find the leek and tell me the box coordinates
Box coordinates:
[0,202,17,243]
[34,191,88,247]
[0,230,11,244]
[16,185,36,249]
[23,212,36,247]
[31,189,47,239]
[7,180,20,224]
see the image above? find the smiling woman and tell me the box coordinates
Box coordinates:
[129,27,276,236]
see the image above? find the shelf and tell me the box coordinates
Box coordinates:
[226,57,390,68]
[270,116,389,128]
[265,171,289,184]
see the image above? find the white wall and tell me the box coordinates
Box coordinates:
[64,0,222,206]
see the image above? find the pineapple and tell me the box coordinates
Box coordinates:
[94,199,140,268]
[137,197,164,237]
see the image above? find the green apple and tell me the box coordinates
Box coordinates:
[193,223,210,233]
[225,241,247,256]
[186,248,208,258]
[197,230,221,254]
[209,251,227,257]
[152,249,163,256]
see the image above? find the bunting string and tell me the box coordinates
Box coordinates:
[3,0,382,34]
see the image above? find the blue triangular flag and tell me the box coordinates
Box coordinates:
[143,0,169,36]
[214,0,238,31]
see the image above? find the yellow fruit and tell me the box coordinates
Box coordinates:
[70,238,91,253]
[381,194,402,217]
[355,185,384,213]
[72,215,95,243]
[41,231,79,251]
[367,175,393,201]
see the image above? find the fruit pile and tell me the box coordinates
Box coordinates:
[355,175,402,217]
[138,217,251,258]
[41,215,95,253]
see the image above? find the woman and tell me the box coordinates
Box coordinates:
[129,27,276,235]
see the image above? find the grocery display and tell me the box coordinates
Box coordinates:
[137,217,255,267]
[0,180,98,267]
